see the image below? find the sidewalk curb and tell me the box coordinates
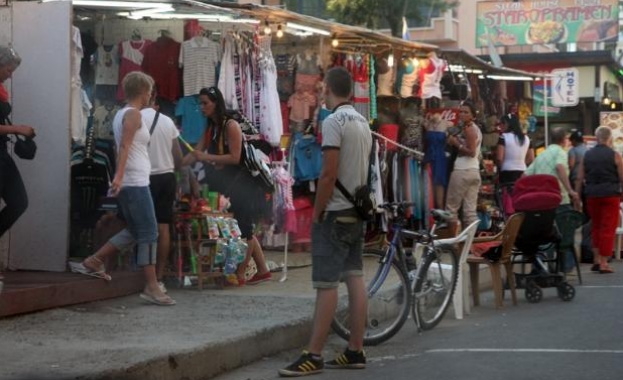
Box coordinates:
[83,317,313,380]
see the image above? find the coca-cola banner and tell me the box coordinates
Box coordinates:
[476,0,619,47]
[426,108,461,126]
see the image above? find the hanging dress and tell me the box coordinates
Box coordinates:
[353,56,370,120]
[259,37,283,146]
[218,35,238,111]
[116,39,151,101]
[424,130,448,187]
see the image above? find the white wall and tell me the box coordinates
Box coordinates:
[7,1,72,271]
[578,66,596,99]
[0,6,11,270]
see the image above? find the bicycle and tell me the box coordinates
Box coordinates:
[331,202,460,346]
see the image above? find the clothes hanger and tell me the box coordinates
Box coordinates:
[131,28,142,41]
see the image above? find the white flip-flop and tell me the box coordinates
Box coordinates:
[139,292,176,306]
[69,262,112,281]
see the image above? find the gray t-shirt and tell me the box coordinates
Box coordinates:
[322,105,373,211]
[568,143,587,183]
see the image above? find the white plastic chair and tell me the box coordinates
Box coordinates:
[613,203,623,260]
[434,220,480,320]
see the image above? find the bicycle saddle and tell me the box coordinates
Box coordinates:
[431,209,453,222]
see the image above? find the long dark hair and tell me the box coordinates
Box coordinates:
[501,113,526,145]
[199,86,227,127]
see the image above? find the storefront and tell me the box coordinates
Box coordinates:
[495,51,623,143]
[0,0,441,280]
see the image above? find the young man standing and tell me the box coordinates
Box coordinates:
[144,94,183,292]
[279,67,372,377]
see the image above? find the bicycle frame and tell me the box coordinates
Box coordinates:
[368,224,404,296]
[368,220,438,296]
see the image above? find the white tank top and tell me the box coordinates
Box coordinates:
[501,132,530,172]
[454,122,482,171]
[113,106,151,187]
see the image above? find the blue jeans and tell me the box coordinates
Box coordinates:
[110,186,158,267]
[311,208,364,289]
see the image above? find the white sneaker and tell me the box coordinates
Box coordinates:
[158,281,167,294]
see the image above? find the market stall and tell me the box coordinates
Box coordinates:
[1,0,441,275]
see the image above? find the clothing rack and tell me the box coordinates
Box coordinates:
[230,30,273,61]
[270,161,291,282]
[371,130,425,161]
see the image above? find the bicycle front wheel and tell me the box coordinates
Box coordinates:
[331,248,411,346]
[411,244,458,331]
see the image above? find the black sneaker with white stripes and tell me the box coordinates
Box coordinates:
[325,348,366,369]
[279,351,324,377]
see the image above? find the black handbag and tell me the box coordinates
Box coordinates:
[5,113,36,160]
[14,135,36,160]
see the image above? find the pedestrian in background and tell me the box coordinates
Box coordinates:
[496,113,534,185]
[574,126,623,274]
[144,90,183,293]
[524,127,580,273]
[496,113,534,216]
[279,67,372,377]
[0,45,35,293]
[71,71,175,306]
[445,100,482,234]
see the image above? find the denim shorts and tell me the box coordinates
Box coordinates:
[109,186,158,266]
[311,208,364,289]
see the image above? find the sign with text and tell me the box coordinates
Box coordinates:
[476,0,619,47]
[426,108,461,126]
[551,68,580,107]
[533,80,561,117]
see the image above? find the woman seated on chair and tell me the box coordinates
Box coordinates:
[574,126,623,274]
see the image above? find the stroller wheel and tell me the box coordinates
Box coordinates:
[525,282,543,303]
[557,282,575,302]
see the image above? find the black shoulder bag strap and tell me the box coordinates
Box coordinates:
[335,135,376,205]
[149,111,160,135]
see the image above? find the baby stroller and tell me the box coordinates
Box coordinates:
[510,174,582,303]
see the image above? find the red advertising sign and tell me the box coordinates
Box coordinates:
[427,108,461,126]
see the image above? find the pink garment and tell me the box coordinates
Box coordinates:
[117,39,152,101]
[288,92,317,122]
[273,166,297,233]
[295,73,320,93]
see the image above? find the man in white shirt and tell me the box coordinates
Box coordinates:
[143,94,183,292]
[280,67,372,377]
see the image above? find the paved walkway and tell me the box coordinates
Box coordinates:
[0,251,602,380]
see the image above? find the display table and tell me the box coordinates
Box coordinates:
[165,210,234,290]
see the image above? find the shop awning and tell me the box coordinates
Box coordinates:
[441,48,541,80]
[201,1,438,53]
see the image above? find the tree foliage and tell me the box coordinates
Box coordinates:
[327,0,458,37]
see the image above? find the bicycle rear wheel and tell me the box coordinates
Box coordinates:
[331,248,411,346]
[411,244,458,330]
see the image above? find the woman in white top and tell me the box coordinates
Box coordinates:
[71,71,175,306]
[446,101,482,233]
[496,113,534,185]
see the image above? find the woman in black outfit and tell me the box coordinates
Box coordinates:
[0,46,36,291]
[184,86,272,286]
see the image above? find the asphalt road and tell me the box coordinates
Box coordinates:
[214,263,623,380]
